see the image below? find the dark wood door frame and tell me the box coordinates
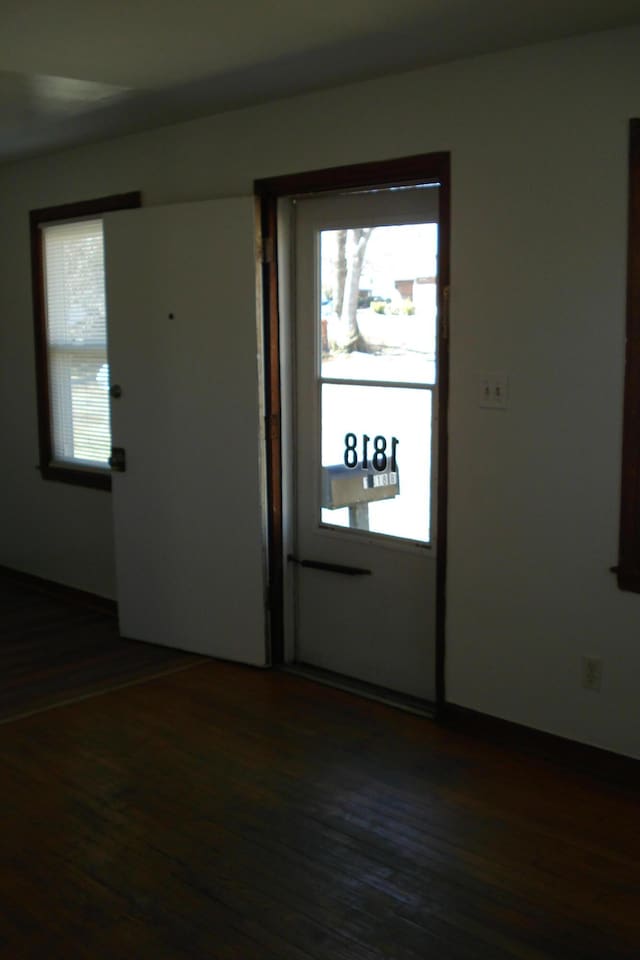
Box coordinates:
[616,119,640,591]
[255,152,451,709]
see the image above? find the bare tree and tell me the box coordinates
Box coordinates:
[334,230,347,317]
[335,227,372,352]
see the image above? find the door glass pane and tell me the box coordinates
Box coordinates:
[320,223,438,385]
[321,382,432,544]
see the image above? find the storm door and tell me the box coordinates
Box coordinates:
[286,184,443,701]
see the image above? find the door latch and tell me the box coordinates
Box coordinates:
[109,447,126,472]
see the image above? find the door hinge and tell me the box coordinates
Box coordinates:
[262,236,274,265]
[265,412,280,441]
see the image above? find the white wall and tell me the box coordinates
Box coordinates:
[1,26,639,758]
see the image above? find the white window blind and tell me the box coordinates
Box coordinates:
[42,218,111,468]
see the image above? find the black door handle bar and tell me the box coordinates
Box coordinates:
[287,555,372,576]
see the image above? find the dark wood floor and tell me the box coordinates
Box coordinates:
[0,573,198,721]
[0,589,638,958]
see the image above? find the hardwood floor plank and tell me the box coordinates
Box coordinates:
[0,580,638,958]
[0,576,199,722]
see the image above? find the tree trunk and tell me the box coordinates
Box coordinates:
[334,230,347,317]
[341,228,372,351]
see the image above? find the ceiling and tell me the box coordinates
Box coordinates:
[2,0,639,163]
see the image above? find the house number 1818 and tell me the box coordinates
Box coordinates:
[344,433,399,472]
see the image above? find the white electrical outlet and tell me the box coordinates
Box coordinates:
[479,373,509,409]
[581,655,603,692]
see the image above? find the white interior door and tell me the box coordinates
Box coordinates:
[287,186,441,701]
[104,198,267,664]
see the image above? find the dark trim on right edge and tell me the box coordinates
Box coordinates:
[617,119,640,591]
[434,160,450,713]
[441,703,639,791]
[257,192,284,663]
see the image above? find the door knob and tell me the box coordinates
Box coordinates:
[109,384,122,398]
[109,447,126,472]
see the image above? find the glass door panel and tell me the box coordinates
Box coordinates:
[320,223,438,385]
[321,382,432,544]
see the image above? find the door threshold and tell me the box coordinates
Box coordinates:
[279,662,436,719]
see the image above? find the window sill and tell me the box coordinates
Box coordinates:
[39,462,112,491]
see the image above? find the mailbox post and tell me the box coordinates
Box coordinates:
[321,463,400,530]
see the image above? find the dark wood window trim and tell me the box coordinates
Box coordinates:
[617,121,640,590]
[30,191,141,491]
[255,154,451,707]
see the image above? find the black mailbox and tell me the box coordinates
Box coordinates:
[321,463,400,510]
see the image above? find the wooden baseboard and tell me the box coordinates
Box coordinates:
[440,702,638,791]
[0,564,117,616]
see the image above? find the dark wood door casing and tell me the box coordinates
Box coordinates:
[255,154,451,708]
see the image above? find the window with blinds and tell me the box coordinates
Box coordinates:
[30,192,140,489]
[42,218,111,467]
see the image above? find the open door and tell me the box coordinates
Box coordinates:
[104,198,267,664]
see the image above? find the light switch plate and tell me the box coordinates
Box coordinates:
[479,373,509,409]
